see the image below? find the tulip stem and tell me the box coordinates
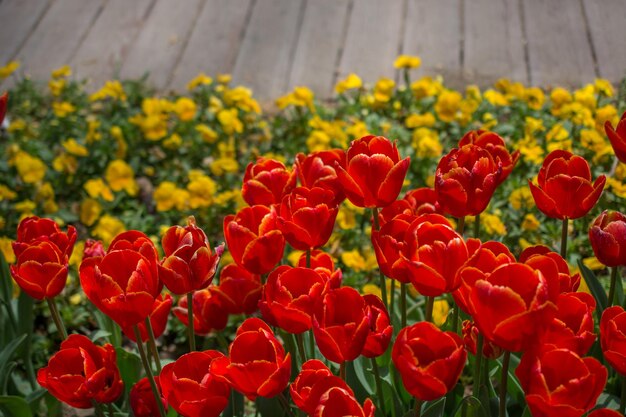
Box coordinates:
[372,207,388,311]
[308,329,315,359]
[401,283,407,328]
[186,292,196,352]
[339,361,346,381]
[414,399,423,417]
[107,403,114,417]
[46,297,68,340]
[499,351,511,417]
[91,402,104,417]
[451,303,460,334]
[609,266,619,306]
[278,392,295,417]
[145,317,162,373]
[621,375,626,415]
[371,357,386,416]
[306,249,311,268]
[457,216,465,235]
[390,279,396,324]
[133,325,166,417]
[473,333,484,397]
[296,333,307,364]
[425,296,435,322]
[560,218,569,259]
[474,214,480,239]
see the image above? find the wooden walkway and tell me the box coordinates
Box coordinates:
[0,0,625,101]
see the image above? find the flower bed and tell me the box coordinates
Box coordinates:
[1,56,626,417]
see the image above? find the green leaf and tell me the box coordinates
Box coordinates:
[422,397,446,417]
[0,334,27,394]
[115,347,141,399]
[578,260,608,320]
[352,356,375,395]
[91,329,112,343]
[0,395,33,417]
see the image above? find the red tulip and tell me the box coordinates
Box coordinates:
[392,322,467,401]
[435,144,502,217]
[313,286,370,363]
[277,186,338,250]
[589,409,625,417]
[37,334,123,408]
[606,111,626,163]
[516,348,607,417]
[13,216,77,259]
[458,129,520,185]
[462,320,503,359]
[540,292,596,356]
[10,241,69,300]
[313,387,376,417]
[296,250,342,287]
[223,205,285,274]
[123,293,173,342]
[211,263,262,315]
[130,377,168,417]
[371,213,417,283]
[259,265,327,334]
[211,318,291,400]
[362,294,392,358]
[83,239,105,259]
[79,231,161,329]
[468,263,557,352]
[528,150,606,220]
[242,157,297,206]
[160,216,223,294]
[173,289,228,335]
[160,350,230,417]
[291,360,352,415]
[295,149,347,205]
[404,187,442,215]
[600,306,626,375]
[335,135,410,208]
[0,92,7,124]
[520,245,581,293]
[589,210,626,267]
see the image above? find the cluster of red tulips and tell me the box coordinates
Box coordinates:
[8,104,626,417]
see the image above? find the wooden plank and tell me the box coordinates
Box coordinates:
[13,0,104,80]
[523,0,596,87]
[0,0,51,65]
[231,0,305,100]
[403,0,461,87]
[288,0,350,99]
[71,0,155,89]
[169,0,253,92]
[338,0,403,85]
[583,0,626,83]
[120,0,204,90]
[463,0,527,86]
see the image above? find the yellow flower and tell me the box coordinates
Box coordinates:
[0,237,15,264]
[596,105,619,132]
[341,249,369,272]
[211,157,239,176]
[93,215,126,246]
[508,187,535,210]
[466,85,482,102]
[306,130,331,152]
[583,256,606,271]
[594,78,614,97]
[434,90,461,122]
[153,182,178,211]
[411,76,443,99]
[217,74,232,84]
[35,182,55,202]
[52,101,76,118]
[84,178,114,202]
[287,251,304,267]
[524,87,545,110]
[373,78,395,104]
[163,133,183,149]
[187,172,217,208]
[187,73,213,90]
[519,238,533,251]
[86,118,102,143]
[129,113,167,141]
[223,86,261,114]
[80,198,102,226]
[0,61,19,79]
[52,153,78,174]
[432,299,450,327]
[109,126,127,159]
[483,89,509,106]
[550,87,573,116]
[580,129,607,153]
[14,151,47,183]
[335,73,363,94]
[346,120,369,139]
[362,284,382,299]
[394,55,421,69]
[0,185,16,201]
[546,123,570,143]
[8,119,26,133]
[525,117,545,136]
[217,108,244,135]
[174,97,197,121]
[196,124,219,143]
[276,86,315,110]
[15,200,36,214]
[89,80,127,102]
[48,79,66,96]
[481,113,497,130]
[573,84,597,110]
[105,160,137,196]
[405,113,436,128]
[51,65,72,79]
[412,128,442,158]
[214,189,245,208]
[521,213,540,231]
[62,138,88,157]
[481,212,506,236]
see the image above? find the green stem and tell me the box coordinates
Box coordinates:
[371,357,386,416]
[308,329,315,359]
[451,302,460,334]
[373,207,388,311]
[278,392,295,417]
[473,333,484,397]
[187,292,196,352]
[389,279,396,325]
[306,249,311,269]
[107,403,114,417]
[415,399,423,417]
[609,266,619,306]
[401,283,407,328]
[133,326,166,417]
[621,375,626,415]
[92,402,105,417]
[339,361,346,381]
[46,297,68,340]
[499,351,511,417]
[425,296,435,322]
[457,216,466,235]
[296,333,307,364]
[474,214,480,239]
[145,317,162,373]
[216,332,230,351]
[560,218,569,259]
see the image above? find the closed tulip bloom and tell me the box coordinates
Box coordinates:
[372,213,416,283]
[435,144,502,218]
[223,205,285,274]
[600,306,626,375]
[528,150,606,220]
[589,210,626,267]
[295,149,347,205]
[123,293,173,343]
[392,322,467,401]
[0,92,7,124]
[516,348,607,417]
[540,292,596,356]
[10,241,69,300]
[458,129,520,185]
[291,360,352,415]
[37,334,123,408]
[160,350,230,417]
[362,294,393,358]
[130,377,168,417]
[605,111,626,163]
[259,265,327,334]
[211,318,292,400]
[296,250,343,287]
[313,387,376,417]
[242,157,297,206]
[211,263,262,315]
[469,263,557,352]
[173,289,229,335]
[520,245,581,294]
[277,187,338,251]
[13,216,77,259]
[313,286,370,364]
[404,187,442,215]
[462,320,503,360]
[160,216,223,294]
[335,135,410,208]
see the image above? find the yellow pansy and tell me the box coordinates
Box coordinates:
[0,237,15,264]
[306,130,331,152]
[187,172,217,208]
[15,200,36,214]
[89,80,127,102]
[394,55,421,69]
[217,73,232,84]
[481,212,506,236]
[51,65,72,79]
[187,73,213,90]
[86,117,102,143]
[432,299,450,327]
[411,76,443,99]
[211,157,239,176]
[521,214,540,231]
[596,104,619,132]
[405,113,436,128]
[52,153,78,174]
[80,198,102,226]
[434,90,461,122]
[412,128,442,158]
[223,86,261,114]
[335,73,362,94]
[0,61,19,78]
[196,124,219,143]
[573,84,596,110]
[483,89,509,106]
[373,78,395,104]
[594,78,614,97]
[174,97,197,121]
[93,215,126,246]
[52,101,76,117]
[0,185,16,201]
[523,87,545,110]
[525,117,545,136]
[62,138,88,157]
[105,159,137,196]
[163,133,183,149]
[508,187,534,210]
[583,256,606,271]
[217,108,244,135]
[48,79,66,96]
[8,119,26,133]
[14,151,46,183]
[84,178,114,202]
[287,251,304,267]
[153,182,178,212]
